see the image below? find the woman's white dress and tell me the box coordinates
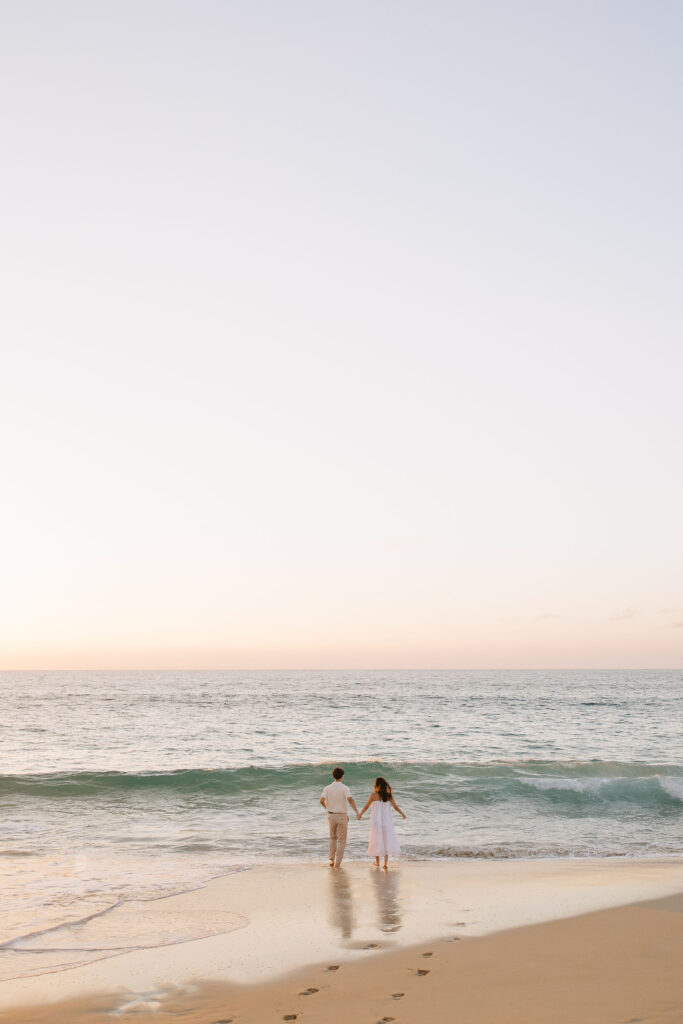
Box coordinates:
[368,799,401,857]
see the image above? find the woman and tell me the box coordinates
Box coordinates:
[358,777,406,868]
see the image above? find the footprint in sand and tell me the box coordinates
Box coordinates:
[283,1016,298,1022]
[422,951,433,957]
[364,942,380,949]
[298,988,319,996]
[212,1019,234,1023]
[449,936,462,942]
[375,1018,395,1023]
[391,992,405,1000]
[327,964,340,971]
[416,968,430,976]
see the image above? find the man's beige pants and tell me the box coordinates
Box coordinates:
[327,812,348,866]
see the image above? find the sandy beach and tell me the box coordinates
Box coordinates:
[2,858,682,1023]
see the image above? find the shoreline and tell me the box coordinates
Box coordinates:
[4,891,683,1024]
[1,856,682,1018]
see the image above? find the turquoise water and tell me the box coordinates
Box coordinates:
[1,670,681,975]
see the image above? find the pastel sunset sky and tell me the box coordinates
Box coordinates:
[2,1,682,669]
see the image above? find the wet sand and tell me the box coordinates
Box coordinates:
[2,860,682,1023]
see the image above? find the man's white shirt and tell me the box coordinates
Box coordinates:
[321,780,352,814]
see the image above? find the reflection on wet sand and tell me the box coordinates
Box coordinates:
[327,868,355,939]
[372,868,402,932]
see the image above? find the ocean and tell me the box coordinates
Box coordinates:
[1,669,682,981]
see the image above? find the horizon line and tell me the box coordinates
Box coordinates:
[1,666,680,673]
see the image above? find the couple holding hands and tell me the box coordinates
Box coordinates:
[320,766,406,869]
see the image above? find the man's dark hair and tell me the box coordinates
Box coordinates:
[332,766,344,780]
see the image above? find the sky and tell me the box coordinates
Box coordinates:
[2,0,682,670]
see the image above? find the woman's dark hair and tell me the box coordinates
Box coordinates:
[375,777,392,802]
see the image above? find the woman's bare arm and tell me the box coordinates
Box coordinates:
[358,793,377,819]
[390,796,406,819]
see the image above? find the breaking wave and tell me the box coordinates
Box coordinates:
[2,760,681,812]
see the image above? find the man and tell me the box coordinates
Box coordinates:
[319,766,359,868]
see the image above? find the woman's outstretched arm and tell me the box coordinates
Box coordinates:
[390,796,407,819]
[358,793,376,819]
